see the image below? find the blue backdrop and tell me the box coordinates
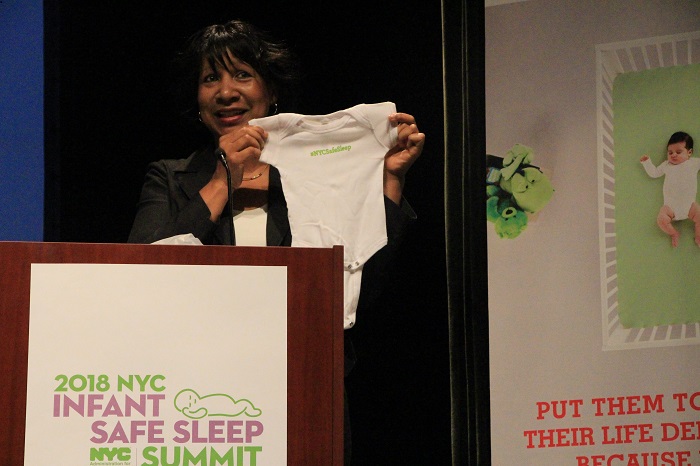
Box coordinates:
[0,0,43,240]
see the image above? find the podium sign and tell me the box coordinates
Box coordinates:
[0,242,344,465]
[27,263,288,465]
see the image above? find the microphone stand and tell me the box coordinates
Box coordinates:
[215,148,235,245]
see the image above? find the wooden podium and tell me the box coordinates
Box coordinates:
[0,241,344,465]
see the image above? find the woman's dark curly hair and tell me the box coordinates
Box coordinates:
[173,20,300,121]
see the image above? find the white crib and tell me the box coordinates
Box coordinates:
[597,31,700,350]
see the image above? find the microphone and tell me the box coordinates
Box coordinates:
[215,148,235,245]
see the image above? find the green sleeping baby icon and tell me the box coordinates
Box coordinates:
[174,388,262,419]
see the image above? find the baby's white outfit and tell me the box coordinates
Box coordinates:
[251,102,398,328]
[642,158,700,220]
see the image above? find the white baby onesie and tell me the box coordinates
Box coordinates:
[251,102,398,328]
[642,158,700,220]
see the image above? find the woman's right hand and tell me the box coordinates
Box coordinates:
[200,124,268,221]
[214,125,268,189]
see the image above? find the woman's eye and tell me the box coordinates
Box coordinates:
[235,70,253,79]
[202,73,218,83]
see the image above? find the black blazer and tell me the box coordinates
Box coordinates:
[128,146,288,245]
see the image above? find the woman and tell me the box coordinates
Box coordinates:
[128,19,424,246]
[127,19,425,464]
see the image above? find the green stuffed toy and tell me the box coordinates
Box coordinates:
[507,166,554,213]
[486,190,528,239]
[486,144,554,239]
[499,144,534,181]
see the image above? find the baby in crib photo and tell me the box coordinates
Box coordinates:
[640,131,700,247]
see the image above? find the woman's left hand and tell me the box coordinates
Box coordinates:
[384,112,425,204]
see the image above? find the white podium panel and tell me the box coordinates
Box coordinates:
[25,263,288,465]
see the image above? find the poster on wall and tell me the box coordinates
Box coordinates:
[598,36,700,349]
[486,2,700,465]
[24,263,287,466]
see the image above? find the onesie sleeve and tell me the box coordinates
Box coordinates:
[354,102,398,150]
[258,129,281,166]
[641,158,665,178]
[250,115,288,166]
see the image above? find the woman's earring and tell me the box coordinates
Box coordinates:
[270,103,279,115]
[197,111,203,122]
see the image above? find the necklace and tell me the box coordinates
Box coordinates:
[242,164,269,181]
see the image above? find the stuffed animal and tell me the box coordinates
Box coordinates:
[486,144,554,239]
[486,192,528,239]
[505,166,554,213]
[499,144,534,181]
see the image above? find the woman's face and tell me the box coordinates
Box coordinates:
[197,52,273,138]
